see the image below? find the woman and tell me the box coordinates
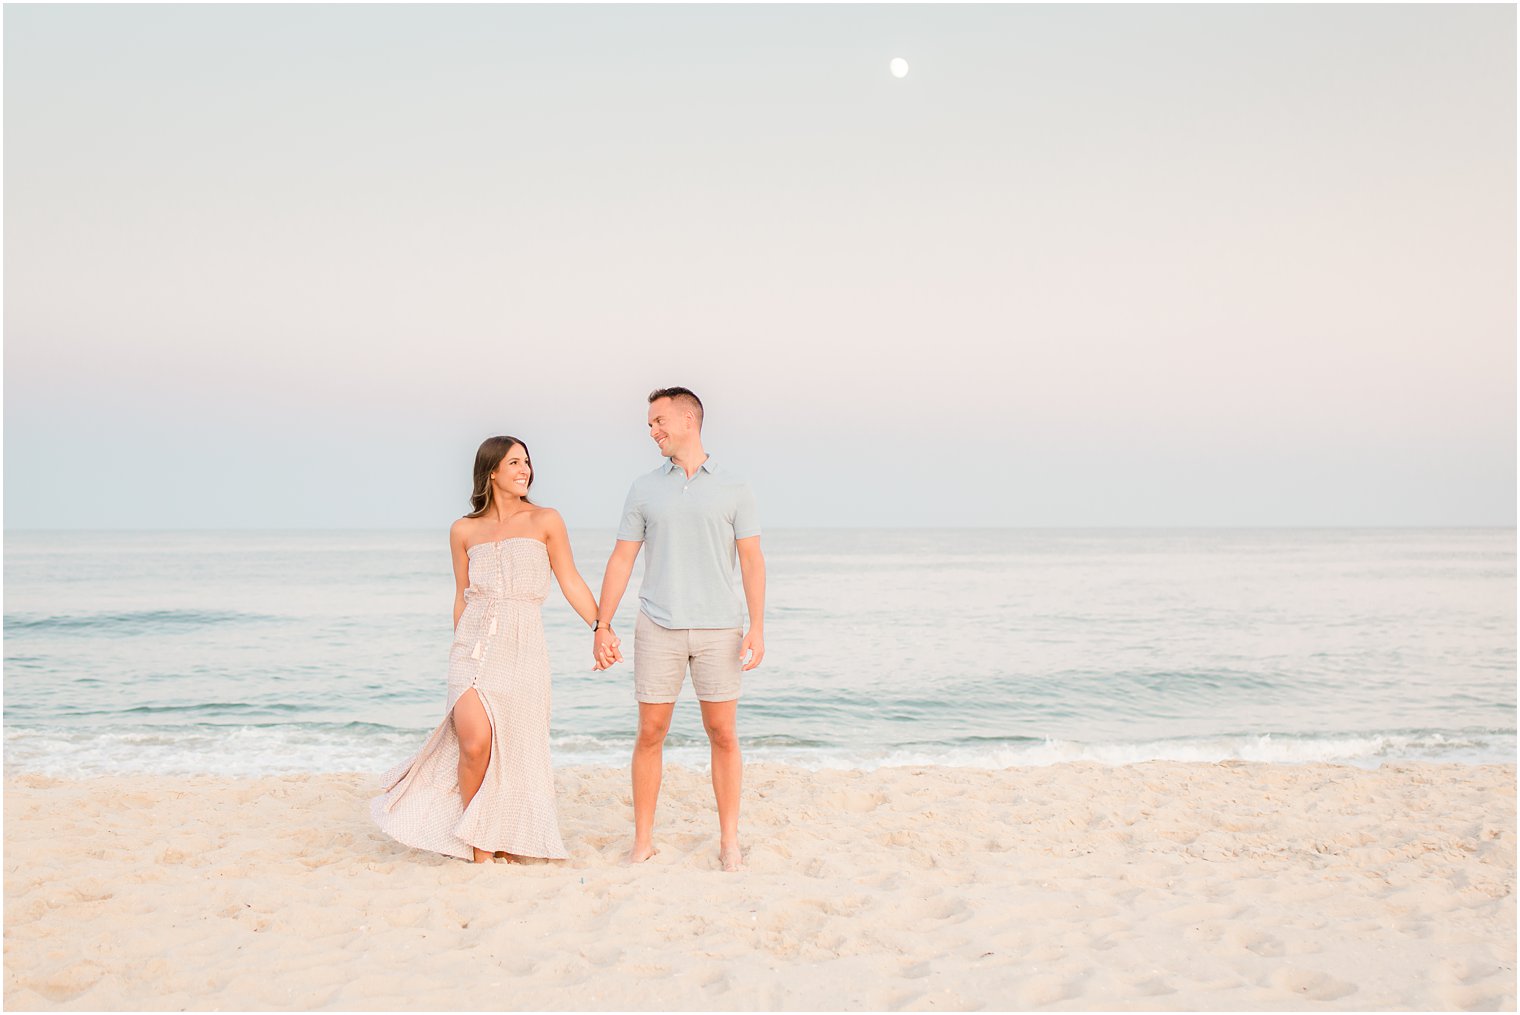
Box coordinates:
[371,435,607,863]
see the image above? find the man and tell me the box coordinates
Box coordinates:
[593,386,766,873]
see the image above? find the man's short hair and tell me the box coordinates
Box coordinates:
[648,386,704,427]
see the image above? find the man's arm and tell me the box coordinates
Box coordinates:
[736,535,765,671]
[594,539,642,667]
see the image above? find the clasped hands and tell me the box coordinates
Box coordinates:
[592,627,623,671]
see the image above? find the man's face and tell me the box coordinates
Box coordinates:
[647,397,693,457]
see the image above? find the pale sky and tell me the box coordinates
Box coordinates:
[5,4,1514,528]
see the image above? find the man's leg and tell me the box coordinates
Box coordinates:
[629,701,674,863]
[629,612,686,864]
[699,697,742,871]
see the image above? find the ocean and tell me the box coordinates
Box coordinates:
[4,528,1514,777]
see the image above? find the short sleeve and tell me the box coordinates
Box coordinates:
[616,484,645,542]
[733,483,761,539]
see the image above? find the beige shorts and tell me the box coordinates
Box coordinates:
[633,612,743,704]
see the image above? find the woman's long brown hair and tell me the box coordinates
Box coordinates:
[465,436,532,518]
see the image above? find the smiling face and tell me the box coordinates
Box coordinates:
[490,444,533,498]
[647,397,697,458]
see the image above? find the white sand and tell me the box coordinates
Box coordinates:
[4,762,1514,1011]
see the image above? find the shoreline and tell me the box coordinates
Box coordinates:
[6,761,1515,1010]
[6,727,1514,779]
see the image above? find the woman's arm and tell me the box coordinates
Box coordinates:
[542,509,599,628]
[449,519,471,631]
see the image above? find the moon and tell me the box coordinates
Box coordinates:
[890,57,909,79]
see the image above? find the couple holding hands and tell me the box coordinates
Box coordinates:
[371,387,765,873]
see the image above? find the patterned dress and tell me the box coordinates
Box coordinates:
[371,538,568,860]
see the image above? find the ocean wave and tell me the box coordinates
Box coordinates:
[800,730,1516,770]
[3,723,429,779]
[50,702,312,720]
[4,609,278,637]
[3,723,1512,779]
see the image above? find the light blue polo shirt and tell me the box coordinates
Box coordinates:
[616,456,761,630]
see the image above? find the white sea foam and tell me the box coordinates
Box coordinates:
[2,725,425,780]
[5,725,1511,779]
[775,731,1515,771]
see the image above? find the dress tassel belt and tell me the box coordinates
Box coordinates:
[470,616,499,660]
[463,588,534,661]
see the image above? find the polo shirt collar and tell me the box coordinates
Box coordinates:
[663,455,716,475]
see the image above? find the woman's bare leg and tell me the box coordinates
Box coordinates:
[453,688,493,863]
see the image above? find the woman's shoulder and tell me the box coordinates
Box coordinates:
[520,505,567,542]
[450,516,481,543]
[529,505,564,530]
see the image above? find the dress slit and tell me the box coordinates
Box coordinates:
[452,686,499,847]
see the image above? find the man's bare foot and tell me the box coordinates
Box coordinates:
[626,842,658,865]
[719,843,743,872]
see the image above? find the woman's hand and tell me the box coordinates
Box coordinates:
[593,627,623,670]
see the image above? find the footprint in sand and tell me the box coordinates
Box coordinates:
[903,989,981,1011]
[383,903,430,928]
[918,895,971,924]
[1124,976,1177,997]
[696,967,730,991]
[1014,974,1080,1007]
[579,944,622,967]
[497,956,536,977]
[1159,901,1242,924]
[803,857,834,879]
[63,880,114,903]
[30,959,107,1004]
[1441,985,1513,1010]
[881,987,924,1010]
[1441,958,1503,985]
[860,870,904,891]
[847,791,888,813]
[803,894,869,917]
[8,898,52,926]
[1268,966,1357,1001]
[1225,925,1285,957]
[758,840,794,860]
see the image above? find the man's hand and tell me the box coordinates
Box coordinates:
[594,627,623,670]
[739,628,764,671]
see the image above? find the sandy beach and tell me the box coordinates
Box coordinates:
[5,761,1514,1011]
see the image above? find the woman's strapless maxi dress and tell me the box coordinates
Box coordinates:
[371,538,568,860]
